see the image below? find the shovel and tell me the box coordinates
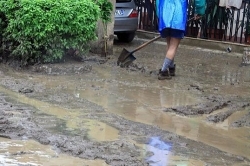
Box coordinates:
[117,35,161,67]
[117,17,200,67]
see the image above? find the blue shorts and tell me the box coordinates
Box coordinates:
[160,28,185,39]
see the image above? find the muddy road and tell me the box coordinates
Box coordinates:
[0,38,250,166]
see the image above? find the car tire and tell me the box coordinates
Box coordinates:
[117,32,135,43]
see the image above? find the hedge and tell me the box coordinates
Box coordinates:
[0,0,112,65]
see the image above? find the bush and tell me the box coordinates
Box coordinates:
[0,0,110,65]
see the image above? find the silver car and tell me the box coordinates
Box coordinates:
[114,0,138,43]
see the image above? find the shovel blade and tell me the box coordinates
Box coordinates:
[118,48,130,62]
[119,54,136,67]
[117,48,136,67]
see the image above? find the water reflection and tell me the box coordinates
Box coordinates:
[144,137,204,166]
[146,137,172,165]
[84,120,119,142]
[221,69,241,85]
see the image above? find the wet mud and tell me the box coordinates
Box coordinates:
[0,38,250,165]
[0,93,249,165]
[232,112,250,127]
[164,95,250,124]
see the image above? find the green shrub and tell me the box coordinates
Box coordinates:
[0,0,111,65]
[97,0,113,24]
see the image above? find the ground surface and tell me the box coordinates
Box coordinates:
[0,38,250,166]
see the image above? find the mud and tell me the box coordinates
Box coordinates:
[0,93,248,165]
[0,38,250,165]
[232,112,250,127]
[163,95,250,124]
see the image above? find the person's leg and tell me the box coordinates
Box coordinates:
[161,37,180,72]
[166,37,175,69]
[166,37,170,50]
[159,29,183,80]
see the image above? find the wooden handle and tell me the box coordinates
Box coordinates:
[131,35,161,54]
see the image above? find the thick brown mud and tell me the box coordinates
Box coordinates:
[0,93,248,165]
[0,38,250,165]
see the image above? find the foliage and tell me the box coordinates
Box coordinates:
[96,0,113,24]
[95,0,113,56]
[0,0,112,65]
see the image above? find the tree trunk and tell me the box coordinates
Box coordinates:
[91,0,116,57]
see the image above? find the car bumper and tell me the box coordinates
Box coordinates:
[114,17,138,33]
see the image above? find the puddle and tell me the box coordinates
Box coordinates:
[58,68,249,159]
[84,120,119,142]
[0,86,119,142]
[0,137,108,166]
[67,119,119,142]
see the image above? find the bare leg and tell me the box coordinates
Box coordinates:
[166,37,175,68]
[166,37,170,52]
[159,37,180,77]
[165,37,181,60]
[158,35,181,80]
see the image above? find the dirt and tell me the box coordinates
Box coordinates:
[164,95,250,124]
[231,112,250,127]
[0,92,248,166]
[0,38,250,165]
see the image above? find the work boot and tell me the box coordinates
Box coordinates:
[158,69,172,80]
[169,64,176,76]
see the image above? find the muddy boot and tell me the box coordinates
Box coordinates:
[158,69,172,80]
[169,64,176,76]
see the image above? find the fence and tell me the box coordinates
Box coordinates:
[136,0,250,45]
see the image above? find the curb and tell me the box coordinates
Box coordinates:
[136,30,250,55]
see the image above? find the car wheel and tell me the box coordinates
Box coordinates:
[117,32,135,43]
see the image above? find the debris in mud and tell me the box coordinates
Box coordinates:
[163,96,230,116]
[128,62,148,73]
[188,84,204,92]
[149,69,159,76]
[207,102,250,123]
[231,112,250,127]
[213,87,219,91]
[19,88,34,94]
[207,109,235,123]
[1,77,45,93]
[164,95,250,124]
[81,55,108,64]
[11,151,31,156]
[31,64,92,75]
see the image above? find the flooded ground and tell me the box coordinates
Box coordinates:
[0,37,250,165]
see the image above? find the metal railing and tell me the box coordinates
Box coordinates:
[136,0,250,44]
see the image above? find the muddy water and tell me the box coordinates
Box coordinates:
[21,66,249,159]
[0,40,250,165]
[0,85,119,142]
[1,64,249,160]
[0,137,108,166]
